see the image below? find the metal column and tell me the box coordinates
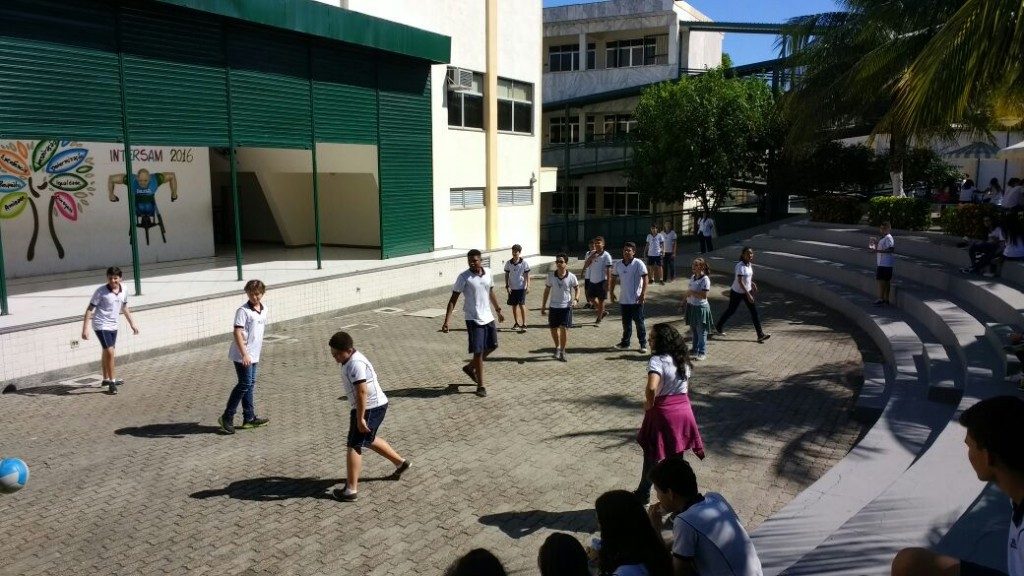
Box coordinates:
[115,11,142,296]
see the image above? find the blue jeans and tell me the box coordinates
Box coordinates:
[224,361,258,422]
[619,303,647,347]
[692,325,708,355]
[664,252,675,282]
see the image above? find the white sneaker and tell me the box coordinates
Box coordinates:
[552,349,561,359]
[639,346,649,354]
[558,350,567,362]
[694,354,707,361]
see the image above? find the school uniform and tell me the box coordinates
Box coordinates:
[503,257,530,306]
[585,250,614,300]
[340,350,390,453]
[876,233,895,280]
[672,492,764,576]
[685,274,713,355]
[614,258,649,347]
[663,230,678,281]
[223,300,268,424]
[545,270,578,328]
[453,267,498,354]
[89,284,128,349]
[715,261,766,338]
[697,217,716,253]
[645,233,665,266]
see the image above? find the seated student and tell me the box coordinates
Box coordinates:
[647,457,763,576]
[961,179,979,203]
[538,533,591,576]
[962,216,1006,275]
[594,490,672,576]
[1002,215,1024,267]
[445,548,507,576]
[891,396,1024,576]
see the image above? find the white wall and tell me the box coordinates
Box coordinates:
[0,140,213,278]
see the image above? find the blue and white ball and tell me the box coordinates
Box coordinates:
[0,458,29,494]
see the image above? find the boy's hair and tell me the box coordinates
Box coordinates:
[593,236,604,243]
[445,548,507,576]
[624,241,637,250]
[555,253,568,263]
[959,395,1024,475]
[538,532,589,576]
[511,244,522,253]
[328,331,354,351]
[649,455,699,498]
[467,249,482,259]
[106,266,123,277]
[244,279,266,294]
[881,221,891,229]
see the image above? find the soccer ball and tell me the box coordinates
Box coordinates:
[0,458,29,494]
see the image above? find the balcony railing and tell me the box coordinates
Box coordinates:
[541,138,634,175]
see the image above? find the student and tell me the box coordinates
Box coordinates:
[663,221,678,283]
[538,533,590,576]
[644,225,666,285]
[611,242,650,353]
[960,179,979,204]
[503,244,530,333]
[541,253,580,362]
[872,222,896,306]
[891,396,1024,576]
[218,279,270,434]
[962,216,1005,275]
[647,456,764,576]
[715,247,770,343]
[328,331,410,502]
[594,490,673,576]
[583,236,614,324]
[685,258,713,360]
[445,549,508,576]
[634,323,705,504]
[1004,178,1023,211]
[441,249,505,398]
[696,212,716,254]
[81,266,139,395]
[582,239,596,309]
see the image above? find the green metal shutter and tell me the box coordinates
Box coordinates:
[119,4,229,147]
[312,45,378,145]
[0,0,122,141]
[227,24,312,149]
[377,59,434,258]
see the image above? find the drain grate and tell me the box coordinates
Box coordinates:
[373,307,405,315]
[340,323,378,331]
[404,308,447,318]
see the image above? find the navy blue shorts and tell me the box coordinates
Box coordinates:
[876,266,893,281]
[959,561,1007,576]
[585,280,607,300]
[507,289,526,306]
[347,404,388,453]
[548,307,573,328]
[466,321,499,355]
[647,255,663,266]
[94,330,117,349]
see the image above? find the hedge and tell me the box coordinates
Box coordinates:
[868,196,931,230]
[938,203,1000,239]
[806,195,866,224]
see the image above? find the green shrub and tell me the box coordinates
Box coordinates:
[868,196,931,230]
[806,194,867,224]
[938,203,1000,239]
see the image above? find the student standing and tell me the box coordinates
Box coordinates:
[441,249,505,398]
[644,225,666,285]
[662,221,678,283]
[696,212,716,254]
[503,244,530,332]
[583,236,614,324]
[611,242,650,353]
[81,266,139,395]
[634,323,705,504]
[541,254,579,362]
[715,247,770,343]
[582,239,596,309]
[685,258,713,360]
[872,222,895,306]
[218,279,270,434]
[328,331,410,502]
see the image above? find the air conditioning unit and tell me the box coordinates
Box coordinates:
[447,67,474,92]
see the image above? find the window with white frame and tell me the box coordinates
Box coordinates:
[601,114,636,140]
[601,186,650,215]
[549,116,580,144]
[606,36,666,68]
[446,68,484,129]
[547,43,596,71]
[498,186,533,206]
[498,78,533,134]
[450,187,485,209]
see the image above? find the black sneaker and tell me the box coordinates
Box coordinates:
[757,333,772,343]
[475,386,488,397]
[218,415,235,435]
[614,342,630,350]
[391,460,411,480]
[240,417,269,429]
[113,379,124,386]
[332,487,358,502]
[107,381,119,395]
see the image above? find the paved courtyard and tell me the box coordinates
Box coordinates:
[0,270,875,575]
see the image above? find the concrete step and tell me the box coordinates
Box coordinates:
[922,342,960,404]
[855,362,888,422]
[985,322,1022,377]
[773,224,969,268]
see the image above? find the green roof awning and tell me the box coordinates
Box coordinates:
[153,0,451,64]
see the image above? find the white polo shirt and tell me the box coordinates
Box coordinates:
[687,274,711,305]
[545,271,579,308]
[876,234,895,267]
[228,301,268,363]
[613,258,648,304]
[648,354,689,396]
[698,217,715,236]
[646,233,665,257]
[453,267,495,325]
[340,350,388,410]
[731,261,753,293]
[503,258,530,290]
[664,230,677,253]
[672,492,763,576]
[585,251,614,284]
[89,284,128,331]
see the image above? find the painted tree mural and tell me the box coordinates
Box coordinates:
[0,140,95,260]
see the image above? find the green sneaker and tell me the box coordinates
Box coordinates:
[240,417,269,429]
[218,415,235,435]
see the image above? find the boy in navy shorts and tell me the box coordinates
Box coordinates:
[329,331,409,502]
[81,266,139,395]
[504,244,531,332]
[541,253,579,361]
[442,249,505,397]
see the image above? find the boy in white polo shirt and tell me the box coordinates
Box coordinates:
[329,331,410,502]
[541,253,579,361]
[503,244,531,333]
[81,266,139,395]
[583,236,614,324]
[872,221,896,306]
[610,241,650,353]
[218,279,270,434]
[663,221,678,283]
[644,225,666,285]
[442,249,505,397]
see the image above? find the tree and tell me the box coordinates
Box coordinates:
[628,68,775,215]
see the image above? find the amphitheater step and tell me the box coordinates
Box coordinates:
[922,342,961,404]
[854,362,888,422]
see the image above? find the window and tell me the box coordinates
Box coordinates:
[586,186,597,214]
[644,34,669,65]
[586,43,596,70]
[606,36,666,68]
[446,68,484,129]
[601,186,650,215]
[585,115,596,142]
[601,114,636,140]
[450,187,485,209]
[498,78,533,134]
[548,43,596,71]
[549,116,580,144]
[551,186,579,215]
[498,186,533,206]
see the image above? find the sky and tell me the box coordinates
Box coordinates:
[542,0,843,65]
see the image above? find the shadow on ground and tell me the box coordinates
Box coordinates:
[115,422,222,438]
[190,475,399,501]
[478,508,597,539]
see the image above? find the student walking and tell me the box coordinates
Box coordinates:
[441,249,505,397]
[662,221,678,282]
[582,236,613,324]
[872,222,895,306]
[685,258,713,360]
[696,212,716,254]
[610,242,650,353]
[644,225,665,285]
[81,266,139,395]
[328,331,410,502]
[541,254,579,362]
[218,279,270,434]
[634,323,705,504]
[715,247,770,342]
[503,244,530,332]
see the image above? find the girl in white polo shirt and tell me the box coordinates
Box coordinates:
[684,258,713,360]
[714,247,770,342]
